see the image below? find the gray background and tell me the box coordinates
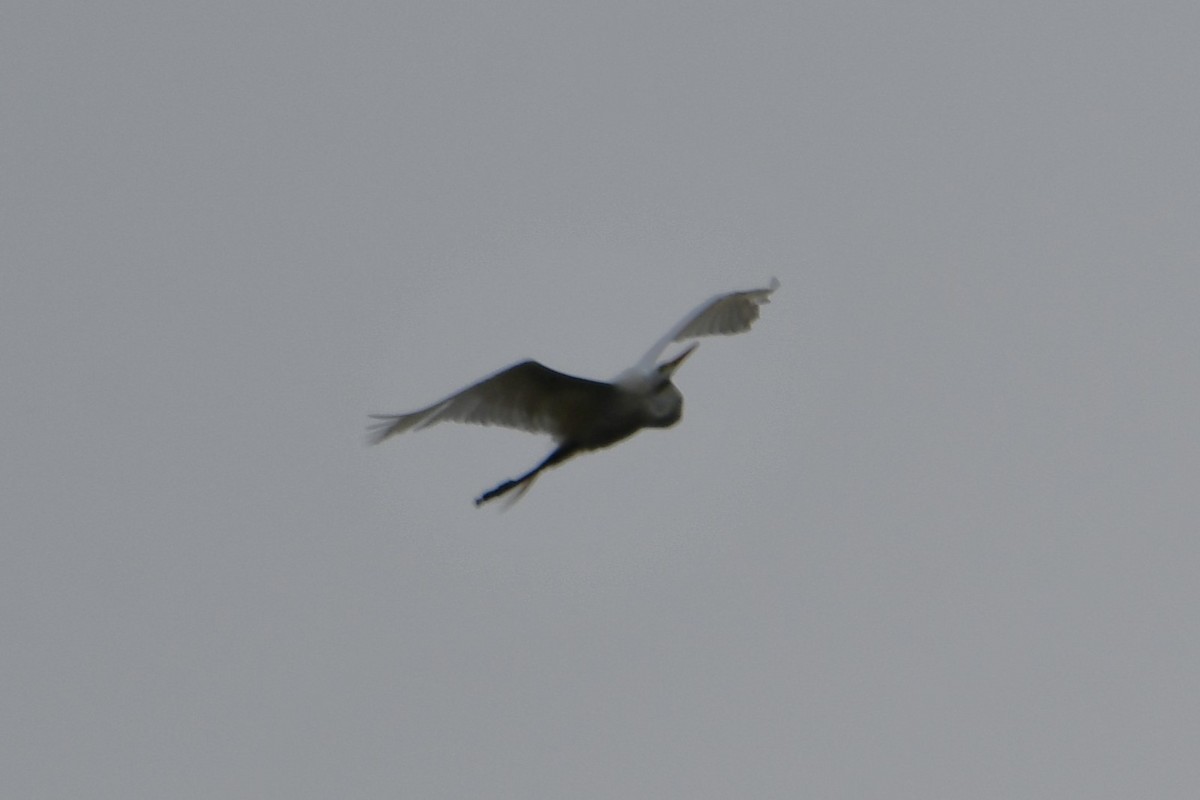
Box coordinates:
[4,2,1198,797]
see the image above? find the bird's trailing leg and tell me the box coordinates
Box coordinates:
[475,444,577,508]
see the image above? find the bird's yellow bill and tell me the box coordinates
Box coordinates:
[660,342,698,376]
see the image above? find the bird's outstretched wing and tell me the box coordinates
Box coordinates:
[368,361,616,445]
[632,278,779,373]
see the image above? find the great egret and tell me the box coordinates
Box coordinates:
[369,278,779,506]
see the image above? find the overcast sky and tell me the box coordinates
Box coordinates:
[4,2,1199,797]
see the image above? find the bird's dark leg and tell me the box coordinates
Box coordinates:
[475,444,577,507]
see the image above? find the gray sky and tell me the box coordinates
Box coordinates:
[4,2,1199,797]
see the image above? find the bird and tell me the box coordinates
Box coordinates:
[368,278,779,507]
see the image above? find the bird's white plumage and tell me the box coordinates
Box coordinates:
[369,279,779,505]
[627,277,779,377]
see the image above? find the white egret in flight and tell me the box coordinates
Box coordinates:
[369,278,779,506]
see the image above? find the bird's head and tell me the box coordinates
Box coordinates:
[638,343,696,428]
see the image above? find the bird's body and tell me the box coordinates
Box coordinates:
[369,279,777,506]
